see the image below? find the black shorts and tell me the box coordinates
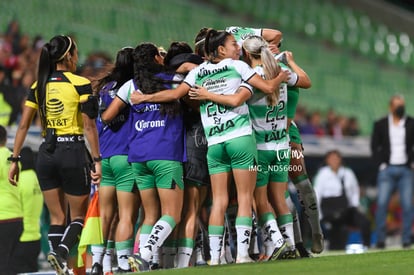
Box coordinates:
[36,141,92,195]
[184,121,210,186]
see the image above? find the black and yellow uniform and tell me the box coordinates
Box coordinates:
[27,70,93,195]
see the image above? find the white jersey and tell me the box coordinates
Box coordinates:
[247,65,289,151]
[184,58,255,146]
[226,26,262,48]
[116,79,135,104]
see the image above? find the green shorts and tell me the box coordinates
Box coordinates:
[256,148,290,187]
[207,135,258,175]
[131,160,184,191]
[101,155,136,192]
[289,122,302,145]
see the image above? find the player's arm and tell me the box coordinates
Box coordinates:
[129,82,191,105]
[189,85,252,107]
[262,28,283,53]
[284,51,311,89]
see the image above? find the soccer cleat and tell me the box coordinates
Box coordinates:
[279,249,297,260]
[208,258,220,266]
[91,263,103,275]
[311,233,324,254]
[128,253,150,272]
[47,252,70,275]
[235,256,255,264]
[257,254,270,262]
[270,242,289,261]
[150,262,160,270]
[296,242,313,258]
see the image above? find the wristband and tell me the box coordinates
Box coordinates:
[93,155,102,162]
[7,155,21,162]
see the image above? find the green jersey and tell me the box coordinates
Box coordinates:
[184,58,256,146]
[226,26,262,48]
[248,66,289,151]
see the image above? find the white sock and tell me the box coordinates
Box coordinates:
[277,214,295,250]
[152,246,160,265]
[208,225,224,263]
[138,224,152,252]
[286,195,303,243]
[102,247,113,272]
[177,246,193,268]
[176,238,194,268]
[264,219,285,248]
[140,216,176,262]
[235,217,252,258]
[91,244,105,265]
[261,227,275,257]
[115,239,133,271]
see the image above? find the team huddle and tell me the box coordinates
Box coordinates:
[8,25,324,275]
[87,25,325,274]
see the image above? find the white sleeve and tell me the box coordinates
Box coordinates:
[287,71,299,87]
[240,82,254,95]
[116,80,134,104]
[235,60,256,82]
[281,66,299,87]
[183,66,198,87]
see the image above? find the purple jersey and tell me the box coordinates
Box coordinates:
[97,81,131,158]
[116,75,186,163]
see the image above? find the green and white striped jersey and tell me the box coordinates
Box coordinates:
[247,65,289,151]
[226,26,262,48]
[184,58,256,146]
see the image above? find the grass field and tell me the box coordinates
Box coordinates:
[139,249,414,275]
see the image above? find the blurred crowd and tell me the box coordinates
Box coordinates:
[294,105,361,138]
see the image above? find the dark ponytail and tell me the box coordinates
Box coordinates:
[204,28,230,61]
[36,35,75,128]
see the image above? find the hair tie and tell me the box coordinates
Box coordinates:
[56,36,73,61]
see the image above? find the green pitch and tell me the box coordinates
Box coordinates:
[124,249,414,275]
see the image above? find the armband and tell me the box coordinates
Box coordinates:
[7,155,21,162]
[80,95,99,119]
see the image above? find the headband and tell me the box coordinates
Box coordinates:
[195,38,205,47]
[56,36,73,61]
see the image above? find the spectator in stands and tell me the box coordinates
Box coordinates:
[5,20,22,55]
[79,51,112,87]
[293,104,307,129]
[346,116,360,136]
[11,146,43,274]
[371,94,414,249]
[300,111,325,136]
[314,150,371,250]
[0,65,13,125]
[325,108,340,137]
